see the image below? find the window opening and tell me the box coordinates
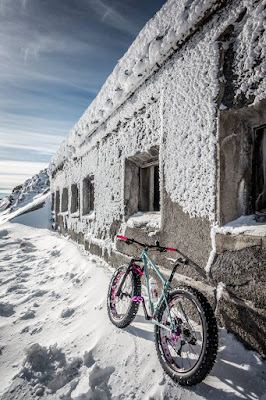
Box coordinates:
[71,184,79,213]
[61,188,68,212]
[55,190,60,213]
[124,146,160,217]
[51,192,55,211]
[83,176,94,215]
[140,164,160,212]
[253,126,266,213]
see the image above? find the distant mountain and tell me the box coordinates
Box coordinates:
[0,169,51,228]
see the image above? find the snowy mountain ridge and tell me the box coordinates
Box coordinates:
[0,169,50,227]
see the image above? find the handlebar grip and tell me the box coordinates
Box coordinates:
[117,235,127,241]
[117,235,133,245]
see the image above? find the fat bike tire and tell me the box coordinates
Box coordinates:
[107,265,141,328]
[154,286,218,386]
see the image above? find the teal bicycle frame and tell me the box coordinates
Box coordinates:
[117,235,188,333]
[141,249,175,333]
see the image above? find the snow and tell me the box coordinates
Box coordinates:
[217,215,266,236]
[234,0,266,103]
[0,192,51,228]
[126,212,161,230]
[0,219,266,399]
[205,224,217,273]
[0,169,50,225]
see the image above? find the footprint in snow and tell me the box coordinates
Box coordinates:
[7,283,26,293]
[0,229,9,238]
[2,255,12,261]
[61,308,75,318]
[0,302,15,317]
[20,310,35,320]
[19,241,35,248]
[50,250,60,257]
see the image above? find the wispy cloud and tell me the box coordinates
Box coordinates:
[0,160,48,190]
[89,0,139,36]
[0,0,166,193]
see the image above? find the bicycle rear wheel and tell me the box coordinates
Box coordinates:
[107,265,141,328]
[154,286,218,386]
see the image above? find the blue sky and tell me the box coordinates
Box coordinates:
[0,0,166,198]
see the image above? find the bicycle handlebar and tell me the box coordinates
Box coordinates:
[117,235,178,253]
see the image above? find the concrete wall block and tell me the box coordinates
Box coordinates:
[212,246,266,308]
[217,297,266,358]
[216,233,262,253]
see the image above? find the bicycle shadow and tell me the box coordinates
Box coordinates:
[126,322,265,399]
[179,328,265,400]
[126,314,154,342]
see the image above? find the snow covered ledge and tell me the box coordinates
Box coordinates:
[126,211,161,231]
[215,215,266,253]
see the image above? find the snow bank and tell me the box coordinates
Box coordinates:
[0,223,265,399]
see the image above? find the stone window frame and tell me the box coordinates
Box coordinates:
[61,187,69,213]
[124,146,160,219]
[217,99,266,226]
[70,183,79,214]
[82,175,95,216]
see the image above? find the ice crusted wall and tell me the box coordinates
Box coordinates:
[51,0,222,171]
[234,0,266,103]
[51,0,266,240]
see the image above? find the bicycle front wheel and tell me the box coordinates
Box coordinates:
[107,265,141,328]
[155,286,218,386]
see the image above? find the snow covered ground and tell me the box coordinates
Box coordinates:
[0,217,266,399]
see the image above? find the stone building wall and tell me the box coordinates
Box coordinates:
[51,0,266,357]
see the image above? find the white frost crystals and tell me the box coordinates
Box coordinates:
[51,0,221,172]
[234,0,266,103]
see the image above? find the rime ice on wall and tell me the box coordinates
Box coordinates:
[162,37,219,219]
[51,0,221,171]
[52,99,161,239]
[51,0,266,239]
[234,0,266,103]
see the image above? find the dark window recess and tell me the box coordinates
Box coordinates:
[55,191,60,213]
[153,165,160,211]
[83,176,94,215]
[71,184,79,213]
[61,188,69,212]
[253,127,266,212]
[124,146,160,217]
[139,164,160,212]
[51,192,55,211]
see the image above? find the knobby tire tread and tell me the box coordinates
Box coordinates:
[107,266,141,329]
[154,285,218,386]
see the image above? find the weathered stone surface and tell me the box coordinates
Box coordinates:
[216,233,262,253]
[212,246,266,309]
[84,241,102,258]
[217,296,266,358]
[218,99,266,226]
